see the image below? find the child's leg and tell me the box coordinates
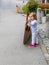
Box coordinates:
[35,33,39,44]
[36,36,38,44]
[31,33,36,45]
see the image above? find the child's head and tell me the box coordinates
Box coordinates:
[29,12,37,21]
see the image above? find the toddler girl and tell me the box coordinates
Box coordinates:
[27,12,39,47]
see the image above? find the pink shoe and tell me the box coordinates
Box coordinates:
[35,43,39,47]
[28,44,35,47]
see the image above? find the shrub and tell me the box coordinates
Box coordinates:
[22,5,28,14]
[46,10,49,14]
[22,0,38,14]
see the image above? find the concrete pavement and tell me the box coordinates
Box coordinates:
[0,9,48,65]
[38,24,49,64]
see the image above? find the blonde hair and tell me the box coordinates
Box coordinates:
[29,12,37,20]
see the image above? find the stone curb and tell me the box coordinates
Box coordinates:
[39,33,49,65]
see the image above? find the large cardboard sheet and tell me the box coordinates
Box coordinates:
[23,25,31,44]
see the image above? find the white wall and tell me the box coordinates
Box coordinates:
[1,0,17,9]
[1,0,27,9]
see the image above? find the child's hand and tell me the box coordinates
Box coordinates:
[28,17,31,22]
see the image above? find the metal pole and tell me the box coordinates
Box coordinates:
[45,0,47,14]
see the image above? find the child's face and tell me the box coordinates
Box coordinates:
[29,14,34,21]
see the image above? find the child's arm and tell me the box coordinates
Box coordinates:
[25,16,31,25]
[30,20,37,26]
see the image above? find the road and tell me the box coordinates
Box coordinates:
[0,9,48,65]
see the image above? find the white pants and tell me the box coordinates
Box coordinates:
[31,32,38,45]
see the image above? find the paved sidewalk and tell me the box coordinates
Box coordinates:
[38,24,49,64]
[0,9,48,65]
